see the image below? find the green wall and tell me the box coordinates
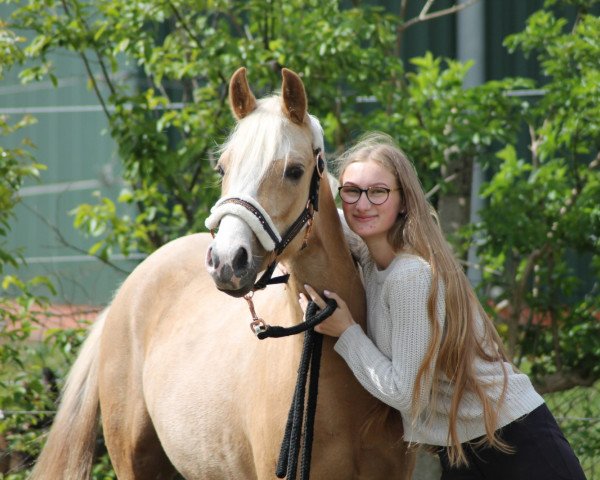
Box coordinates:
[1,4,137,305]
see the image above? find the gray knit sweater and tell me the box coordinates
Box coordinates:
[334,244,544,445]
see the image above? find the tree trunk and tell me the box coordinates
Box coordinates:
[438,156,473,238]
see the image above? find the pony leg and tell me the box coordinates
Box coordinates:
[101,406,177,480]
[29,310,107,480]
[98,313,177,479]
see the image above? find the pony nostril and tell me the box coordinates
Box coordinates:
[232,247,249,276]
[206,246,220,269]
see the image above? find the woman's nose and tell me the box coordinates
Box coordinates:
[355,192,372,210]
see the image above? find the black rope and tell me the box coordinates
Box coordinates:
[253,262,288,290]
[277,329,314,479]
[256,299,336,340]
[300,329,323,477]
[258,298,337,480]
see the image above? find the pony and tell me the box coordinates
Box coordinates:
[30,67,416,479]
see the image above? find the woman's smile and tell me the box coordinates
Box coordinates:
[354,213,377,221]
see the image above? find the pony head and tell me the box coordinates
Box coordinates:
[205,67,325,297]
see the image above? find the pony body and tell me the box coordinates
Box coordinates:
[30,68,416,479]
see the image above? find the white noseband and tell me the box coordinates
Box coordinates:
[205,194,281,252]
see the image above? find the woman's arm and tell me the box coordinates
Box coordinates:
[334,261,445,415]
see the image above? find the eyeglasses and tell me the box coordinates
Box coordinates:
[337,185,400,205]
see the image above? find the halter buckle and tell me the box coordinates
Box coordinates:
[245,293,269,336]
[301,217,313,250]
[250,319,268,336]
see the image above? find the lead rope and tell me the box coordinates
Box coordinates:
[254,298,337,480]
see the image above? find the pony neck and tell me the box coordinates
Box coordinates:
[282,178,367,330]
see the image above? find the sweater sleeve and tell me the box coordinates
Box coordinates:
[334,261,445,415]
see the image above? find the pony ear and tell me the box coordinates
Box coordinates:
[229,67,257,120]
[281,68,307,124]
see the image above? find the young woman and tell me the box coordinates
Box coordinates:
[299,133,586,479]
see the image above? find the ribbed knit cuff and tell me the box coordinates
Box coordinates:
[334,323,364,359]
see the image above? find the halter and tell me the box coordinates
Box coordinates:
[205,148,325,291]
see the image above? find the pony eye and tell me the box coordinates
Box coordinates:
[284,164,304,181]
[215,164,225,177]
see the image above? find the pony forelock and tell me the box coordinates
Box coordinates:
[220,96,325,193]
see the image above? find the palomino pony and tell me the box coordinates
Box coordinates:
[31,68,416,479]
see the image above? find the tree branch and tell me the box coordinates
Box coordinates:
[21,201,132,275]
[167,0,204,51]
[534,371,597,394]
[419,0,437,19]
[59,0,113,120]
[395,0,410,56]
[398,0,480,33]
[546,254,563,371]
[425,171,458,199]
[68,0,117,98]
[528,122,540,168]
[77,53,112,120]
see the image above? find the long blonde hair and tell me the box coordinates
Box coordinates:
[336,132,511,466]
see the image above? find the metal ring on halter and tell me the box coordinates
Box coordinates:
[315,150,325,178]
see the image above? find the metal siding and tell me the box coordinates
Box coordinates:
[485,0,545,81]
[2,4,130,305]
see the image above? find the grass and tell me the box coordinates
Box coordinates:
[544,381,600,479]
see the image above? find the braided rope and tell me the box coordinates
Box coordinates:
[259,298,337,480]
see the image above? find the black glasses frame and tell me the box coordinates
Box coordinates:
[337,186,400,205]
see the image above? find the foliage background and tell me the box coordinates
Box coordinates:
[0,0,599,477]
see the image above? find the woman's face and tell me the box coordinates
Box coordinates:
[340,160,403,244]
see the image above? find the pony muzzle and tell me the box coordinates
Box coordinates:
[205,242,255,297]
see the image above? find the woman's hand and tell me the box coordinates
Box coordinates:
[298,284,356,337]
